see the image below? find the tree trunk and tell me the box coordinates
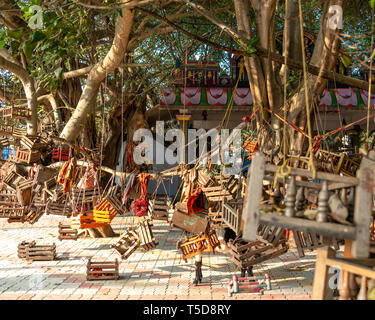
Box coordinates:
[287,0,343,157]
[234,0,283,158]
[233,0,344,160]
[0,55,38,135]
[85,225,117,238]
[126,107,150,171]
[60,1,137,143]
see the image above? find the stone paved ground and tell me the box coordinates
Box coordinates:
[0,215,325,300]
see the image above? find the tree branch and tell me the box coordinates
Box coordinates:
[0,55,39,134]
[73,0,155,10]
[60,0,138,142]
[140,6,375,93]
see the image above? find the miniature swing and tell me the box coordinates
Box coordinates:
[110,228,140,260]
[86,258,119,281]
[177,227,221,263]
[70,165,106,230]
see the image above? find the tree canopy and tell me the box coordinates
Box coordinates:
[0,0,374,168]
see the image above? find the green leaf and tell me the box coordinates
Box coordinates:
[118,9,123,17]
[54,67,63,79]
[7,29,24,40]
[31,31,46,43]
[24,41,35,59]
[0,40,5,50]
[371,0,375,9]
[247,36,260,48]
[340,55,352,68]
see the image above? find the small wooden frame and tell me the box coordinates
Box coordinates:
[11,148,40,164]
[222,200,243,234]
[241,152,374,259]
[312,246,375,300]
[256,225,286,246]
[0,124,14,136]
[208,205,225,229]
[86,258,119,281]
[0,190,17,206]
[315,150,341,173]
[58,222,78,240]
[3,171,26,191]
[18,242,56,261]
[71,186,100,216]
[93,196,123,224]
[292,230,339,258]
[71,188,100,205]
[41,122,54,133]
[24,210,43,225]
[15,179,33,206]
[45,201,72,217]
[20,136,44,151]
[18,241,36,259]
[70,214,107,229]
[202,179,235,202]
[33,192,47,208]
[227,237,288,269]
[13,128,27,138]
[137,218,158,251]
[52,148,70,161]
[315,150,360,177]
[337,154,360,177]
[0,206,27,218]
[110,228,140,260]
[172,208,209,234]
[0,137,9,147]
[2,106,31,120]
[177,229,221,262]
[243,140,259,160]
[148,197,171,221]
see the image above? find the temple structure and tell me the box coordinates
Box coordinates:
[148,33,375,134]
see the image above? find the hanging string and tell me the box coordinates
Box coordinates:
[366,4,375,146]
[298,0,316,179]
[221,66,243,130]
[120,58,125,187]
[274,0,292,188]
[99,71,107,182]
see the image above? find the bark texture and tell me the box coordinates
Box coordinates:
[60,1,137,142]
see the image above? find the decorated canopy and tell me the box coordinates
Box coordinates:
[160,87,375,108]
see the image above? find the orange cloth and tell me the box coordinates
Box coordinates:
[57,158,77,194]
[131,173,150,217]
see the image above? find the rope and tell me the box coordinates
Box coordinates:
[274,0,292,189]
[298,0,316,180]
[99,71,107,182]
[263,106,310,138]
[366,4,375,145]
[220,66,243,129]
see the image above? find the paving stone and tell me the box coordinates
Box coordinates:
[0,216,315,300]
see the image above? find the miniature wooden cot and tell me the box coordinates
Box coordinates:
[86,258,119,281]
